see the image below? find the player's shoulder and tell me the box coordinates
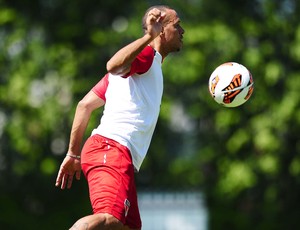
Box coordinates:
[138,45,156,60]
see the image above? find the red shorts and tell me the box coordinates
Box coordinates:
[81,134,141,229]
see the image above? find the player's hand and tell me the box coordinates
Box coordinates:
[55,155,81,189]
[145,8,166,39]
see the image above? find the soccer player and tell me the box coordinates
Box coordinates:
[55,5,184,230]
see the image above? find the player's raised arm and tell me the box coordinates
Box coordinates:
[106,8,165,76]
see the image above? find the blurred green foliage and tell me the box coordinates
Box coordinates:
[1,0,300,229]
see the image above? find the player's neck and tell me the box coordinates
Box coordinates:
[149,41,168,61]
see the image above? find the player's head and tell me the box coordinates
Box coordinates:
[142,5,184,56]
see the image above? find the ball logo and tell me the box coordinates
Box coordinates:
[245,73,254,100]
[222,74,242,104]
[210,75,219,97]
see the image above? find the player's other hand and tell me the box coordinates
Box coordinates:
[55,156,81,189]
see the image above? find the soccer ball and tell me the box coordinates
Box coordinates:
[208,62,254,107]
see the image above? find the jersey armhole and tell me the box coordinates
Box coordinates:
[122,46,155,78]
[92,74,109,101]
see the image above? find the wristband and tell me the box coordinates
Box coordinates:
[66,153,81,159]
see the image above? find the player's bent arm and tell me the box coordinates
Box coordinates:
[106,8,165,76]
[67,90,105,157]
[106,33,153,76]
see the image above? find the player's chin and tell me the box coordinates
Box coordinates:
[170,41,183,53]
[176,43,183,52]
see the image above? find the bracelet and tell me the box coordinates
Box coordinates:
[66,153,81,159]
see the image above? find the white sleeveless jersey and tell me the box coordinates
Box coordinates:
[91,46,163,171]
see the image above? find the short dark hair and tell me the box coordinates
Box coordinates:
[142,5,172,33]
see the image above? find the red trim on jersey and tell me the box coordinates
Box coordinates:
[92,73,109,101]
[92,46,155,101]
[123,45,155,77]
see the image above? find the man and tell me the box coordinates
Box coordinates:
[55,5,184,230]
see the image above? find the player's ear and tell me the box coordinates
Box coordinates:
[160,27,165,36]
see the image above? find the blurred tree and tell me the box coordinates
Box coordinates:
[1,0,300,229]
[0,0,149,228]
